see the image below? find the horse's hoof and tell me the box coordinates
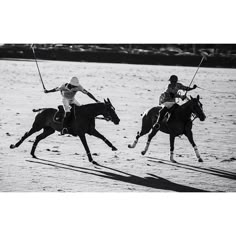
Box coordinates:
[91,160,99,165]
[112,147,117,151]
[141,151,146,155]
[128,144,134,148]
[31,154,38,159]
[171,159,177,163]
[198,158,203,162]
[10,144,15,149]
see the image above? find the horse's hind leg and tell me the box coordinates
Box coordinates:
[30,127,55,158]
[90,129,117,151]
[169,135,177,163]
[185,129,203,162]
[141,123,159,155]
[128,131,142,148]
[128,116,153,149]
[10,125,41,149]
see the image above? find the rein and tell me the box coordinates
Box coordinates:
[177,105,198,139]
[76,103,104,117]
[181,99,198,124]
[76,103,112,121]
[95,116,107,120]
[191,114,197,123]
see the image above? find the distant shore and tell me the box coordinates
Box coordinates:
[1,47,235,68]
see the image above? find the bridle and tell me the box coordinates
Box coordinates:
[190,99,204,122]
[103,103,116,122]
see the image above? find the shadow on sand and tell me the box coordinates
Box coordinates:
[147,156,236,181]
[26,157,207,192]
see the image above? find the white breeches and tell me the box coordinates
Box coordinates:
[62,98,80,112]
[163,101,176,109]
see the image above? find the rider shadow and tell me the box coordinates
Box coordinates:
[26,158,207,192]
[147,157,236,181]
[97,165,207,192]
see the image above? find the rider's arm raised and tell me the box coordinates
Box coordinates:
[186,84,197,91]
[73,85,99,103]
[44,87,59,93]
[178,83,197,92]
[44,84,67,93]
[82,89,99,103]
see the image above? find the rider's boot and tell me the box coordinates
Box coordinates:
[61,112,71,135]
[153,106,168,130]
[169,103,179,113]
[166,103,179,123]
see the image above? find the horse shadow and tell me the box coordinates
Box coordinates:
[147,156,236,181]
[26,158,208,192]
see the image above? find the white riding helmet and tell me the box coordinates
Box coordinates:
[69,77,80,86]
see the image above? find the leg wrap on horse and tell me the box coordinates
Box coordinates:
[194,146,203,162]
[141,141,150,155]
[170,151,175,162]
[128,139,138,148]
[194,146,200,158]
[128,131,140,148]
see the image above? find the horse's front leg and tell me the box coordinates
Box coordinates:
[90,129,117,151]
[169,134,176,163]
[79,134,98,165]
[185,129,203,162]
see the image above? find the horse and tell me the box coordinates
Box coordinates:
[128,95,206,163]
[10,99,120,165]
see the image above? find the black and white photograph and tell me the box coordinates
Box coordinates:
[1,43,235,192]
[0,1,235,236]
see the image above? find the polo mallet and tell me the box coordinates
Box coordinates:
[185,51,208,96]
[31,44,47,91]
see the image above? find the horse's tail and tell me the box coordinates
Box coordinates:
[32,108,45,112]
[141,108,150,117]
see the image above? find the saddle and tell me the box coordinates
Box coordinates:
[53,104,77,124]
[53,106,65,123]
[162,103,180,124]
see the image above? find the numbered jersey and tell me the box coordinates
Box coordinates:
[159,82,188,105]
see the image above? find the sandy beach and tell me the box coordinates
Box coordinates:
[0,59,235,192]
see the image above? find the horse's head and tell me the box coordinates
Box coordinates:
[190,95,206,121]
[103,98,120,125]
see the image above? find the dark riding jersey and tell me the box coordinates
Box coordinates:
[159,82,189,105]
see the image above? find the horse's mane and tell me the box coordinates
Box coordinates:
[74,103,105,117]
[179,98,192,109]
[176,98,197,120]
[75,102,104,110]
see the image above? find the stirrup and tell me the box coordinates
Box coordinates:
[154,123,160,130]
[61,128,68,135]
